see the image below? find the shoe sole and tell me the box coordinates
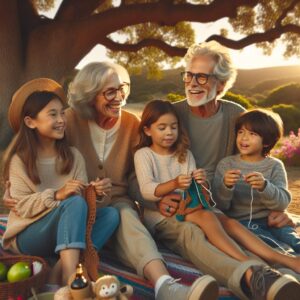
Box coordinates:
[267,274,300,300]
[187,275,219,300]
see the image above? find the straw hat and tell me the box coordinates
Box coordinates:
[8,78,66,132]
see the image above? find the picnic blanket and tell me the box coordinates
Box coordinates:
[0,215,238,299]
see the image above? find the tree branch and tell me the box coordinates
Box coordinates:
[18,0,42,30]
[101,37,187,56]
[85,0,260,33]
[48,0,259,69]
[206,24,300,49]
[275,0,300,27]
[55,0,106,21]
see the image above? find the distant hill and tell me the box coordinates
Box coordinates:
[128,65,300,103]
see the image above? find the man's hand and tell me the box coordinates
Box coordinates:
[3,181,18,214]
[158,193,181,217]
[268,211,296,228]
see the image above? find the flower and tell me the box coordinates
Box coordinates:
[271,128,300,166]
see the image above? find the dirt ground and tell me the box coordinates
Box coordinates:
[286,167,300,215]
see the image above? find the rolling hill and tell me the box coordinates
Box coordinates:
[127,65,300,103]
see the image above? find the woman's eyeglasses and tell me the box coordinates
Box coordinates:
[181,71,215,85]
[102,83,130,101]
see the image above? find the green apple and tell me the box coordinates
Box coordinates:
[0,262,8,281]
[7,261,31,283]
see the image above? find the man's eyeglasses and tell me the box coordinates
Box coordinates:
[102,83,130,101]
[181,71,215,85]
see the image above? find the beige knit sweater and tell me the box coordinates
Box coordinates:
[2,147,87,252]
[65,108,141,208]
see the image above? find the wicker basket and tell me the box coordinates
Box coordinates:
[0,255,48,300]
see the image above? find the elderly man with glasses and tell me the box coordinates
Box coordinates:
[153,41,300,300]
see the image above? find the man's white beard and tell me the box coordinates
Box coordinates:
[187,84,217,107]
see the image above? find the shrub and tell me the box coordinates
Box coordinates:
[271,104,300,135]
[167,93,185,103]
[271,129,300,167]
[262,83,300,108]
[223,91,253,109]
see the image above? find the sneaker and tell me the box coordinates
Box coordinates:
[156,275,218,300]
[250,265,300,300]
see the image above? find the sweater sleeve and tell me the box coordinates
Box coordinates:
[134,149,160,201]
[212,158,234,211]
[10,156,60,218]
[257,159,291,210]
[71,147,88,183]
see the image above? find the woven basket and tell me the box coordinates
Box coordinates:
[0,255,48,300]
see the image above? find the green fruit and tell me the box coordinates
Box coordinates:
[7,261,31,283]
[0,262,8,281]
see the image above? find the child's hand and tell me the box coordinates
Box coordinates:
[55,180,86,200]
[192,168,207,185]
[175,174,192,190]
[223,169,241,188]
[90,177,112,197]
[3,181,19,215]
[244,172,266,191]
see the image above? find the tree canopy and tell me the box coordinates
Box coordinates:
[1,0,300,148]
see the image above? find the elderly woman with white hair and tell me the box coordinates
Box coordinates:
[66,61,218,300]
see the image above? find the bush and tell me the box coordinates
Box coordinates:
[223,91,253,109]
[271,129,300,167]
[271,104,300,135]
[262,83,300,108]
[167,93,185,103]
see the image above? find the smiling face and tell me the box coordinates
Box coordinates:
[144,113,179,155]
[24,98,66,142]
[236,125,265,161]
[185,55,222,107]
[94,72,129,123]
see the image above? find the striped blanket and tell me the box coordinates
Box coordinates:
[0,215,238,299]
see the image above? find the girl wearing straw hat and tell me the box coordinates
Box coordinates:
[2,78,120,285]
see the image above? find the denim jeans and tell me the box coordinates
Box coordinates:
[240,217,300,254]
[17,195,120,256]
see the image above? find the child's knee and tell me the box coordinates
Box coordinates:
[62,195,88,212]
[106,207,120,226]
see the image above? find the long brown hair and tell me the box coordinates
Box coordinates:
[136,99,190,163]
[3,91,74,184]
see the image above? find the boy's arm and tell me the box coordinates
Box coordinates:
[256,160,291,211]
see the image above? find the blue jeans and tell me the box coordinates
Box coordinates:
[17,195,120,256]
[240,217,300,254]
